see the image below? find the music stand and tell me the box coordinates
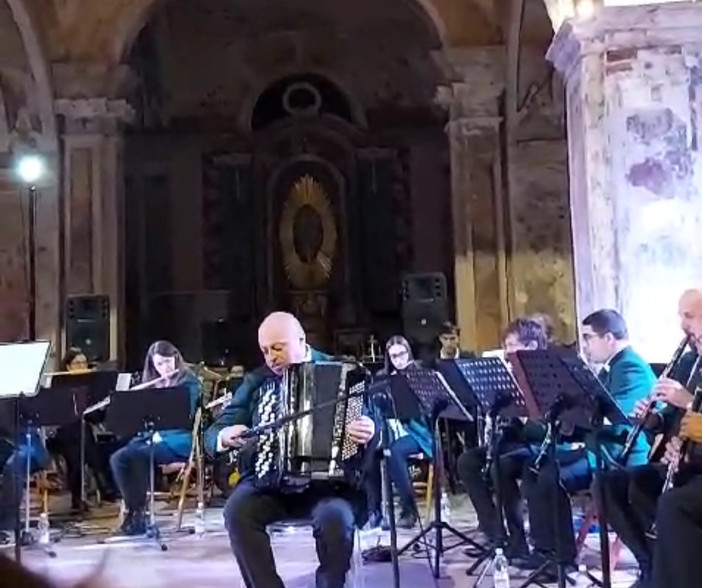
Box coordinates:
[395,367,475,578]
[46,371,120,512]
[511,349,624,588]
[364,376,402,588]
[454,357,533,584]
[105,386,192,551]
[0,340,51,562]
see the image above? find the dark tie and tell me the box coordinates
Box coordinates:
[597,367,610,387]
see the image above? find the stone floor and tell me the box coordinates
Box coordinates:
[5,495,639,588]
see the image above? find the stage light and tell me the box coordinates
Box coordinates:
[16,154,45,185]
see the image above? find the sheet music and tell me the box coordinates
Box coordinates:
[482,349,505,361]
[0,341,51,398]
[116,373,132,391]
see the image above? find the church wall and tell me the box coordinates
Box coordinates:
[125,127,451,364]
[506,38,575,343]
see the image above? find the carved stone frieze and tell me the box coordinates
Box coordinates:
[55,97,135,134]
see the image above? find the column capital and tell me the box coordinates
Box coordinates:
[548,3,702,84]
[55,98,135,134]
[434,46,505,118]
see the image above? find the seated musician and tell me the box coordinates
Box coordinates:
[523,309,655,572]
[456,317,549,562]
[652,407,702,588]
[204,312,376,588]
[437,322,474,360]
[600,288,702,588]
[365,335,433,529]
[109,340,200,535]
[0,409,50,544]
[45,348,117,511]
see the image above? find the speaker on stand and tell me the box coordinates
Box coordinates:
[65,295,110,363]
[401,273,449,362]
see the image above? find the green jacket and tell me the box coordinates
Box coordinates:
[595,345,656,466]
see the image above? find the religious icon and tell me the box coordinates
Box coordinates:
[279,174,337,289]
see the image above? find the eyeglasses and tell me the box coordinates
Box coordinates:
[389,350,409,361]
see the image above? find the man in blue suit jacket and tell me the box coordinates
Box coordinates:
[523,309,655,572]
[205,312,376,588]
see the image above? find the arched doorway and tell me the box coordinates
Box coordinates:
[123,0,451,368]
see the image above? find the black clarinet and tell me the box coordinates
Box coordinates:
[619,335,690,465]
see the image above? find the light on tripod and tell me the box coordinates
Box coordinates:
[16,154,45,185]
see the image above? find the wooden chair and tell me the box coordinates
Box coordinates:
[409,453,435,521]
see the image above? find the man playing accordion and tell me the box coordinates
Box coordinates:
[205,311,377,588]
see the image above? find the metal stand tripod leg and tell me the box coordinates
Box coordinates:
[146,427,168,552]
[518,424,574,588]
[465,428,510,585]
[381,448,401,588]
[398,421,483,577]
[18,430,57,558]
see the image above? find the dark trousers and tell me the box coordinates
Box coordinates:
[109,438,179,511]
[456,444,531,555]
[523,452,592,564]
[366,435,421,516]
[224,480,357,588]
[0,440,48,529]
[46,422,116,506]
[652,474,702,588]
[596,463,663,576]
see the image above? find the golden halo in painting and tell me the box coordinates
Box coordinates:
[279,174,337,289]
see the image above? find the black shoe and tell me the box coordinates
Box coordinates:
[119,510,147,536]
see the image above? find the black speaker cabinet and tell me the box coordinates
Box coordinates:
[401,273,449,344]
[65,295,110,362]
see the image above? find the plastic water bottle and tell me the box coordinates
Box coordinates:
[493,547,510,587]
[440,491,451,523]
[194,502,205,537]
[37,512,50,545]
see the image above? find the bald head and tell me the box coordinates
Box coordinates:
[258,312,307,374]
[678,289,702,351]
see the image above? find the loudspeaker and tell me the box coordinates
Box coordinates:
[401,272,449,344]
[65,295,110,362]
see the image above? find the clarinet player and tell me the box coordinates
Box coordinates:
[596,289,702,588]
[650,292,702,588]
[204,311,377,588]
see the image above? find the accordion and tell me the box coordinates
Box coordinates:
[253,361,366,490]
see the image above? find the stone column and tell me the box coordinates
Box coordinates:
[55,98,134,362]
[436,48,508,350]
[548,3,702,360]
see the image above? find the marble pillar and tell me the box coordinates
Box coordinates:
[436,48,508,350]
[55,98,134,362]
[548,3,702,360]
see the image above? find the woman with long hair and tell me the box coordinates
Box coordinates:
[366,335,433,529]
[109,340,200,536]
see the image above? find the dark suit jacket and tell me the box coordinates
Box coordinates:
[647,350,701,461]
[597,345,656,466]
[204,349,380,483]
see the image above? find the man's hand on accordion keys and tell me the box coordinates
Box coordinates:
[220,425,252,449]
[346,416,375,445]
